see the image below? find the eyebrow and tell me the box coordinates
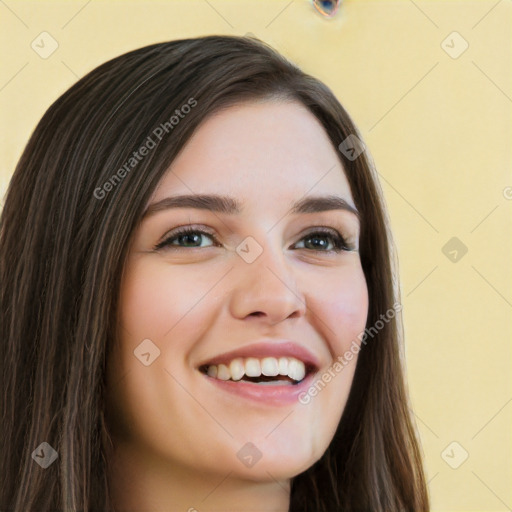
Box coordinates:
[143,193,359,219]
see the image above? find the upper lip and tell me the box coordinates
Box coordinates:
[197,340,321,371]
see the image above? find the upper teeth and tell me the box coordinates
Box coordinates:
[206,357,306,382]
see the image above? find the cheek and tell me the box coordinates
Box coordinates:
[119,259,220,340]
[307,262,369,355]
[293,263,368,457]
[108,260,224,447]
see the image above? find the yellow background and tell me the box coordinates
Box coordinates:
[1,1,510,510]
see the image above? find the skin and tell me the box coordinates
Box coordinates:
[105,100,369,512]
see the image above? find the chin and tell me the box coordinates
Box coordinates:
[220,435,324,482]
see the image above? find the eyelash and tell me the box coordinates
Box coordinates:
[154,225,354,253]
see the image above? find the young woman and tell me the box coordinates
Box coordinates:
[0,35,429,511]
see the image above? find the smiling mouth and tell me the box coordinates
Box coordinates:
[199,356,316,386]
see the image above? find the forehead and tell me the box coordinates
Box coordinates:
[151,100,354,209]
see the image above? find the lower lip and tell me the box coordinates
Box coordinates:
[201,372,315,406]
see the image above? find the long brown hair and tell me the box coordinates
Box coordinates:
[0,35,429,511]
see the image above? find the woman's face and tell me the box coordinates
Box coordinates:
[106,100,368,482]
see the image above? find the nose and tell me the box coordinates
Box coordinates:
[228,241,307,325]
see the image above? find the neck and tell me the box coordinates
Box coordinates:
[107,440,291,512]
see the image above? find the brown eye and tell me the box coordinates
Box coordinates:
[293,228,353,252]
[155,227,218,250]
